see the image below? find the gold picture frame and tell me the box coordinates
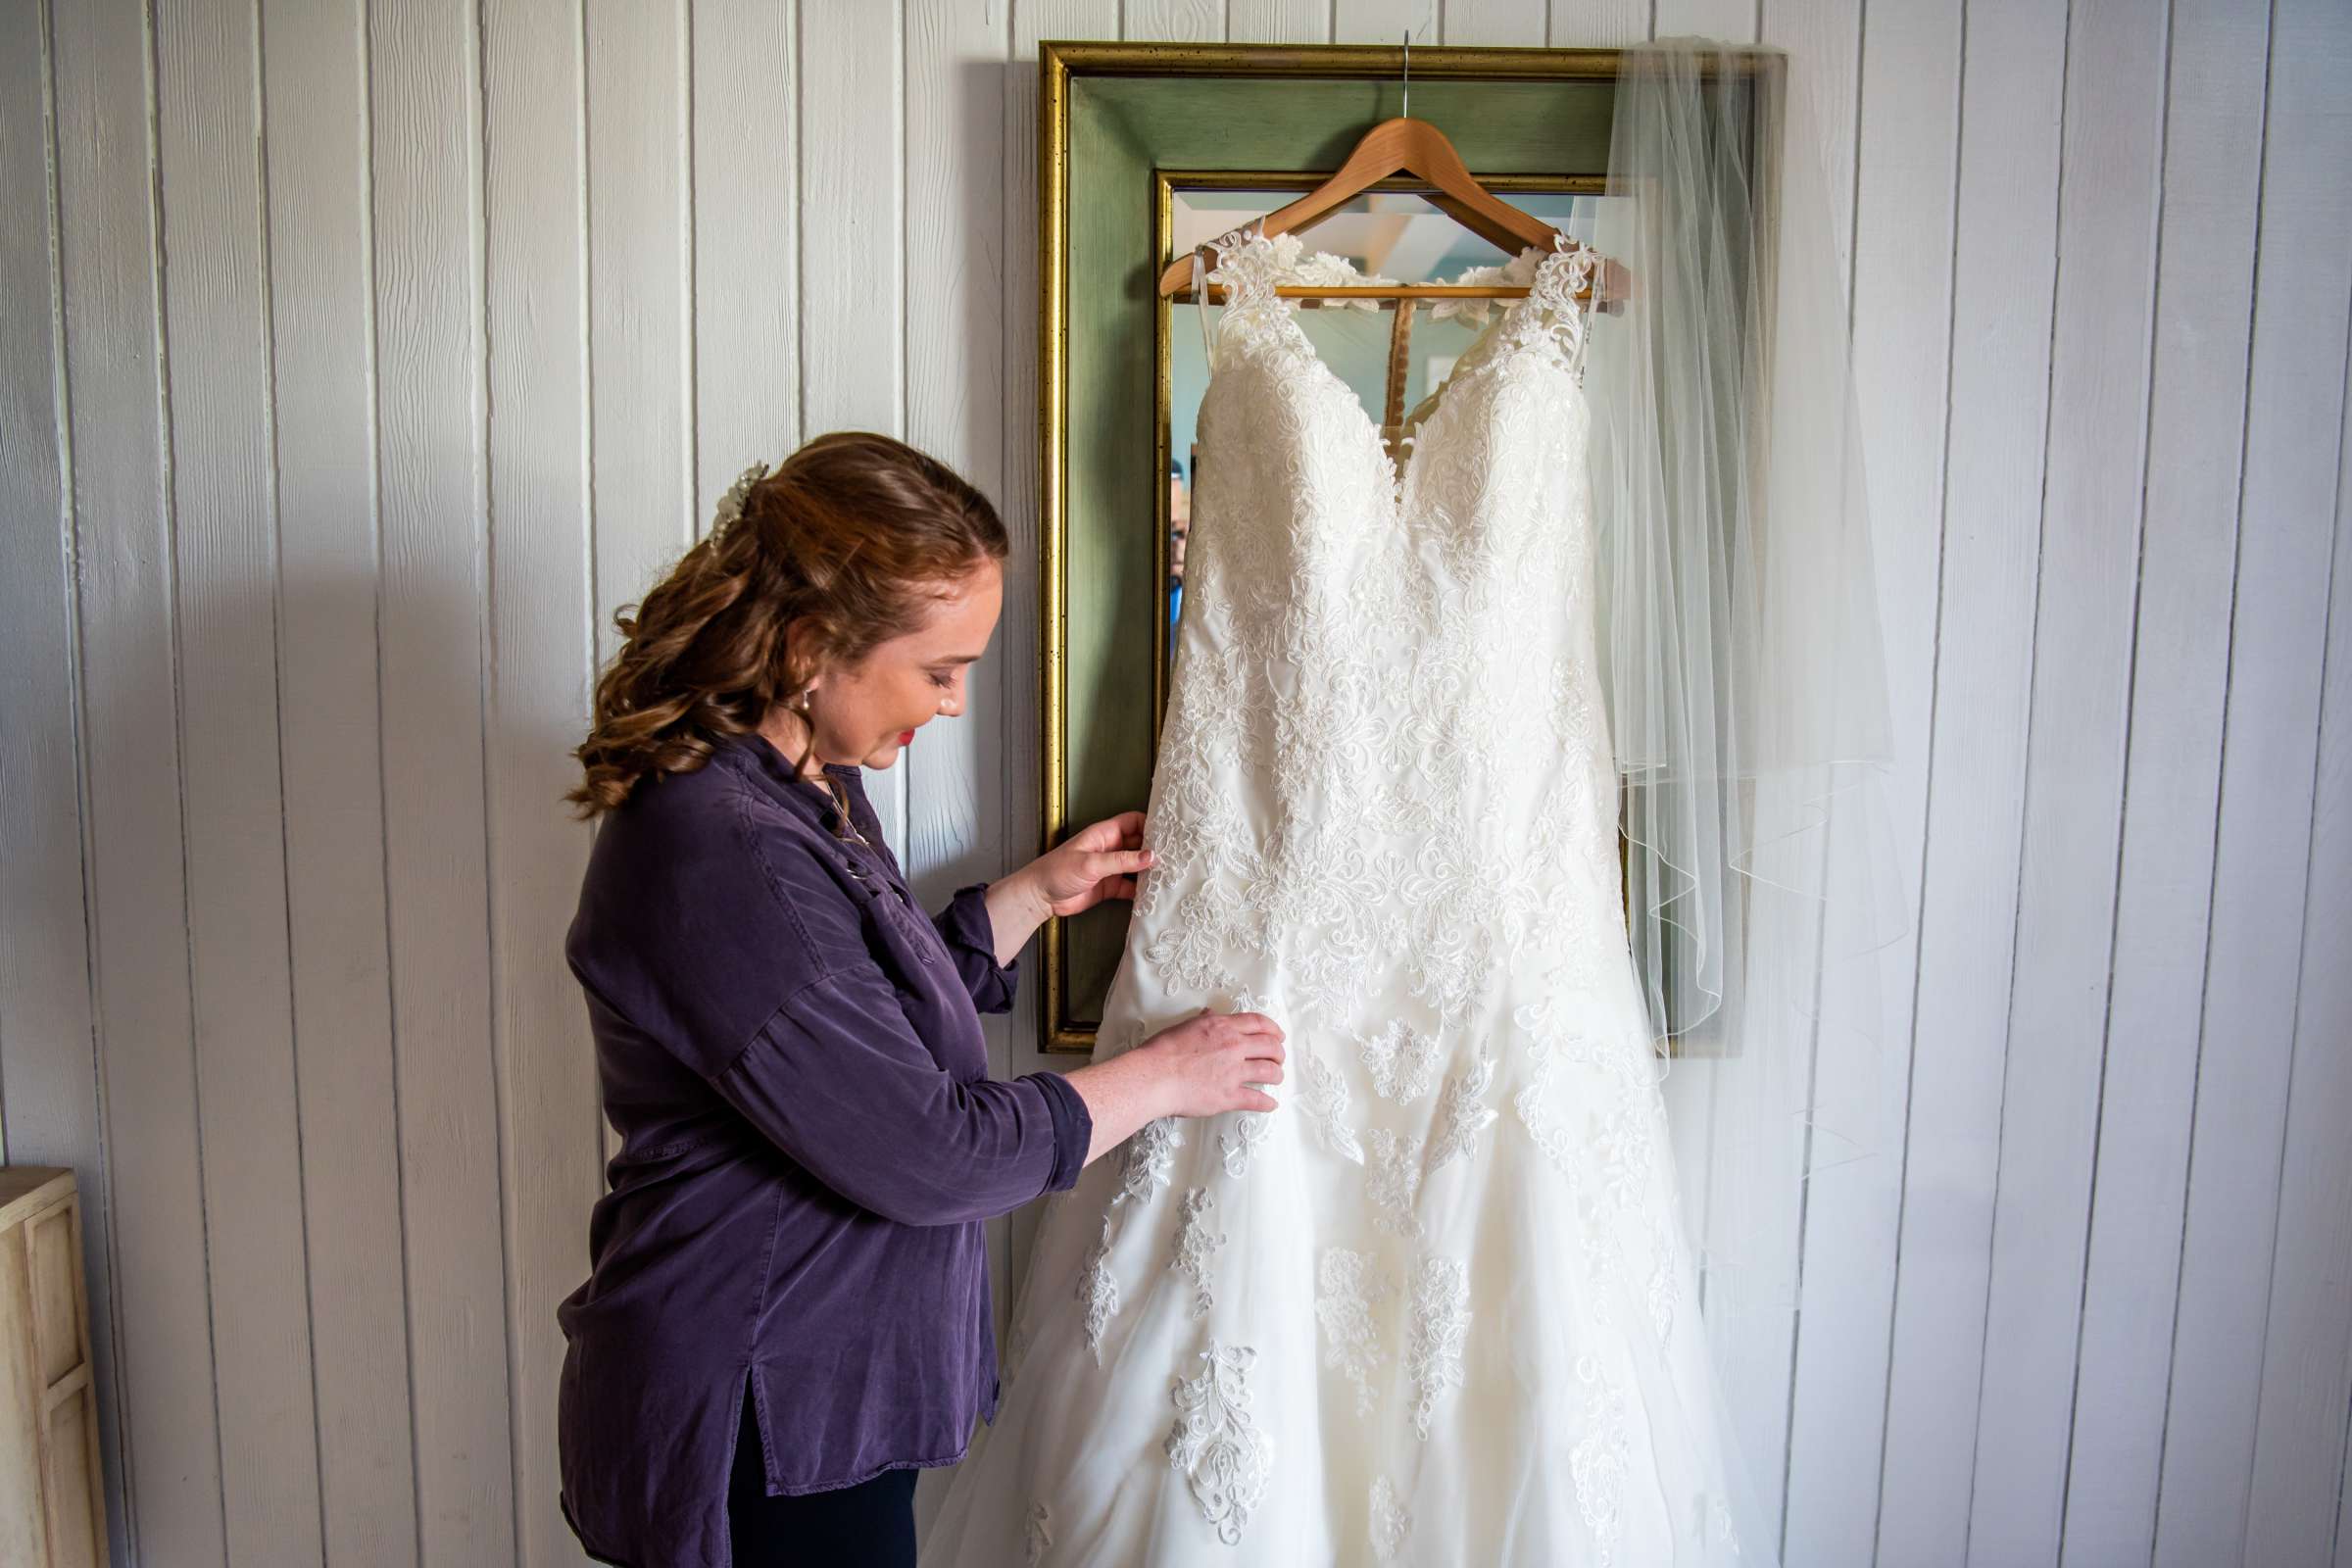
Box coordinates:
[1033,41,1767,1054]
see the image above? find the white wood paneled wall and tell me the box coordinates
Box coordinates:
[1,0,2346,1564]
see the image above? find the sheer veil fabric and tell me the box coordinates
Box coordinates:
[917,37,1898,1565]
[1579,38,1904,1486]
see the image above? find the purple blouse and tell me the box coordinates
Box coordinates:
[557,734,1091,1568]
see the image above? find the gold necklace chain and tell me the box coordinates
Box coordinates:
[817,772,872,850]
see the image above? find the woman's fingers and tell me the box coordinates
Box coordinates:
[1074,809,1148,852]
[1084,848,1154,884]
[1223,1012,1286,1052]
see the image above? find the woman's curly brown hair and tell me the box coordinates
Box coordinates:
[568,431,1008,816]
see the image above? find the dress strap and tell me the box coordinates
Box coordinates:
[1193,222,1272,372]
[1529,233,1604,383]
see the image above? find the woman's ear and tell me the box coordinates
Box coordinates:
[778,613,822,696]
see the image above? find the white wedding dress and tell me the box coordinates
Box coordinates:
[922,230,1760,1566]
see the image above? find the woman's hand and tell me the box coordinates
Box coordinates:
[1062,1008,1289,1168]
[1135,1009,1288,1118]
[1026,810,1153,917]
[983,811,1155,966]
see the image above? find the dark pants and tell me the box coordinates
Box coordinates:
[728,1391,917,1568]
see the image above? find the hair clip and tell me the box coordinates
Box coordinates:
[711,462,770,534]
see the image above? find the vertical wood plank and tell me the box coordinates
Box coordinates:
[0,0,131,1556]
[1002,0,1118,1302]
[1331,0,1422,45]
[1965,3,2167,1562]
[50,0,225,1557]
[1123,0,1221,40]
[588,0,694,676]
[485,2,599,1564]
[1875,0,2067,1556]
[2154,0,2352,1557]
[1228,0,1329,42]
[368,0,517,1555]
[1676,0,1863,1541]
[905,0,1008,901]
[152,0,326,1557]
[800,0,908,850]
[2059,1,2271,1557]
[906,5,1010,1534]
[0,0,79,1185]
[692,0,801,497]
[2244,330,2352,1568]
[258,0,423,1558]
[1443,0,1543,44]
[1544,0,1649,44]
[1652,0,1751,45]
[1771,0,1950,1561]
[1762,0,1858,242]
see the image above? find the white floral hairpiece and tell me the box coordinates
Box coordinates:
[711,461,770,534]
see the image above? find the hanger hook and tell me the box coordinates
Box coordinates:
[1399,4,1433,120]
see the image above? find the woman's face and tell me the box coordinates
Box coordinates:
[796,560,1003,771]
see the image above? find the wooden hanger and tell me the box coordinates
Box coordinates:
[1154,126,1627,312]
[1154,30,1625,309]
[1155,115,1585,300]
[1157,34,1623,454]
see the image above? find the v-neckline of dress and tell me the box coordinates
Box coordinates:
[1202,229,1592,503]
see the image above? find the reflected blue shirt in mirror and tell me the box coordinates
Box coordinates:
[556,733,1090,1568]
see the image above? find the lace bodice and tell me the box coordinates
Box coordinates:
[1142,224,1621,1036]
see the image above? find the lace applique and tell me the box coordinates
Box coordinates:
[1426,1047,1500,1175]
[1511,983,1687,1342]
[1354,1019,1443,1102]
[1365,1129,1426,1238]
[1314,1248,1394,1417]
[1165,1341,1274,1545]
[1206,227,1398,313]
[1406,1256,1471,1439]
[1595,1081,1659,1213]
[1297,1045,1365,1164]
[1170,1188,1226,1319]
[1464,236,1602,386]
[1145,884,1245,997]
[1079,1208,1121,1363]
[1406,919,1499,1025]
[1549,654,1600,745]
[1571,1354,1631,1563]
[1117,1117,1183,1207]
[1219,1112,1270,1177]
[1423,249,1544,327]
[1369,1474,1412,1561]
[1024,1501,1053,1565]
[1648,1213,1683,1344]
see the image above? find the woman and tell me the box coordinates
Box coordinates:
[556,431,1286,1568]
